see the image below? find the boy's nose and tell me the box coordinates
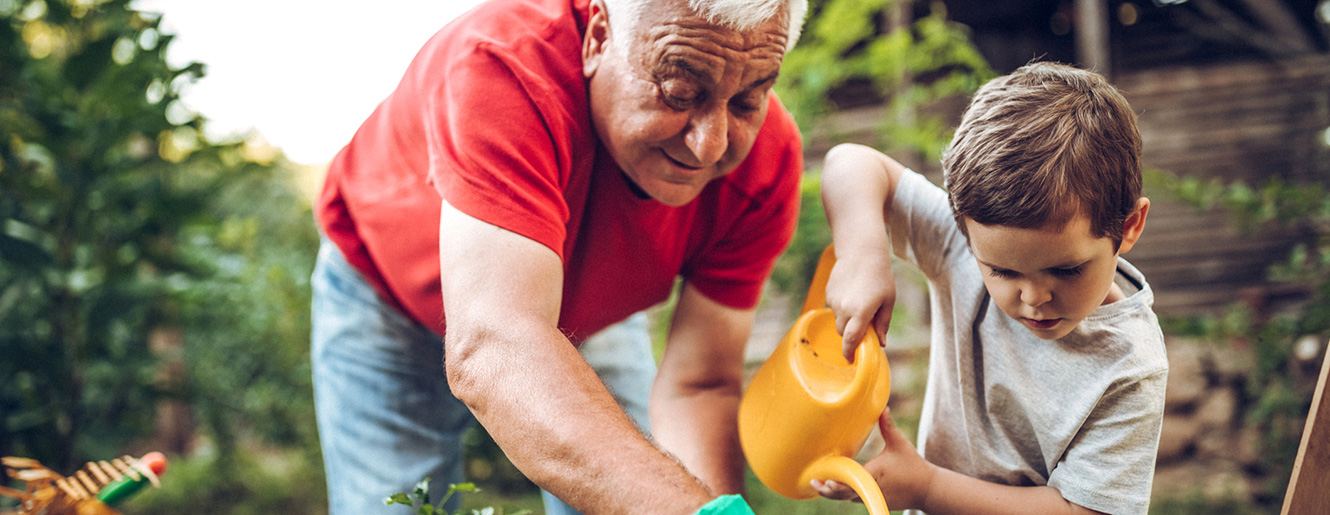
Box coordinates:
[1020,283,1052,307]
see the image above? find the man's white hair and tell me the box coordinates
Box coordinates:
[602,0,808,52]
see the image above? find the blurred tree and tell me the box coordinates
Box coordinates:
[1,0,215,469]
[1,2,323,512]
[770,0,993,300]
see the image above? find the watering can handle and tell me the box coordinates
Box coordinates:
[801,245,837,314]
[802,455,890,515]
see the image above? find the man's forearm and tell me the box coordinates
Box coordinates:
[649,382,746,495]
[447,322,712,514]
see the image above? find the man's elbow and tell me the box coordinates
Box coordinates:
[444,326,492,409]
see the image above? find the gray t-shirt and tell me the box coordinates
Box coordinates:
[892,169,1168,514]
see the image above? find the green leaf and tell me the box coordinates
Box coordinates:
[385,492,413,506]
[437,481,477,510]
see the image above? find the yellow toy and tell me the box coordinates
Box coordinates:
[739,246,891,514]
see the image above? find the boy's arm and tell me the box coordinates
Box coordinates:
[813,411,1106,515]
[913,466,1106,515]
[820,143,908,361]
[915,468,1101,515]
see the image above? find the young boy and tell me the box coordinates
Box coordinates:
[811,62,1168,514]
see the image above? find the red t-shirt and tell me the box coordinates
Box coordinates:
[316,0,803,342]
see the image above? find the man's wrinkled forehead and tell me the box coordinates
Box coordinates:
[626,7,787,84]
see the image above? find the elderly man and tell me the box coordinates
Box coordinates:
[311,0,808,512]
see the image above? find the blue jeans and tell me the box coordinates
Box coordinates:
[311,239,656,514]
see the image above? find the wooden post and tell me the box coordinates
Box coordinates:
[1074,0,1111,79]
[1283,343,1330,514]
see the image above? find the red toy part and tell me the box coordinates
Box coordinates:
[139,452,167,477]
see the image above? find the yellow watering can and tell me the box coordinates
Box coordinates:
[739,245,890,514]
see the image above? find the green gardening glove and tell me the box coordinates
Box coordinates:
[693,494,756,515]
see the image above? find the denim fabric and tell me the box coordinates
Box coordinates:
[311,239,656,514]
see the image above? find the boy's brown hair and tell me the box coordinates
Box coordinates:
[943,61,1142,249]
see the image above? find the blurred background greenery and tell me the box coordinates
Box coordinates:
[0,0,324,511]
[3,0,1328,514]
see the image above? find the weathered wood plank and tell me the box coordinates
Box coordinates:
[1282,346,1330,514]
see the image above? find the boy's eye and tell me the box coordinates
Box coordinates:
[1050,266,1083,277]
[988,268,1017,279]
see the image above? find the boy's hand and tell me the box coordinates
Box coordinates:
[826,252,895,362]
[811,408,936,510]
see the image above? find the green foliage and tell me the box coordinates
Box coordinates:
[1,2,324,511]
[2,0,223,468]
[128,447,327,515]
[385,478,532,515]
[1148,169,1328,506]
[770,0,991,305]
[768,174,830,305]
[776,0,994,162]
[1149,490,1264,515]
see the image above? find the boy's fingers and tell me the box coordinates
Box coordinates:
[879,407,895,433]
[841,317,869,362]
[874,309,892,347]
[811,479,862,503]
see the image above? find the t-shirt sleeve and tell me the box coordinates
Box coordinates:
[683,101,803,309]
[1047,369,1168,514]
[889,169,970,279]
[425,41,578,257]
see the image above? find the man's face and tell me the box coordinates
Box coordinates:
[964,214,1122,340]
[582,0,789,206]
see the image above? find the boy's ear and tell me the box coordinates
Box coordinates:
[1116,197,1150,255]
[582,0,610,79]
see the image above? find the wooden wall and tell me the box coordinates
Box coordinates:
[1119,55,1330,316]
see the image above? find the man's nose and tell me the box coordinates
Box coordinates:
[684,105,728,166]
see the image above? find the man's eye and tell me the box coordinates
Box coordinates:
[730,93,762,114]
[660,79,700,109]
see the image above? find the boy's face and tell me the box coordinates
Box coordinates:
[964,213,1124,340]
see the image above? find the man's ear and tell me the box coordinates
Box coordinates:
[1116,197,1150,255]
[582,0,610,78]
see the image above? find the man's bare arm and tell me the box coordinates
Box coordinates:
[438,201,711,514]
[650,283,756,495]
